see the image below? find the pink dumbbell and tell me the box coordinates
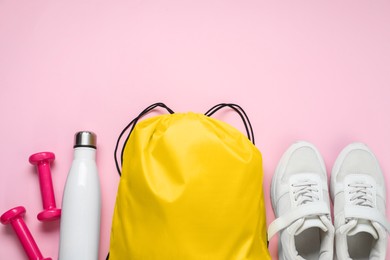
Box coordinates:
[29,152,61,222]
[1,206,52,260]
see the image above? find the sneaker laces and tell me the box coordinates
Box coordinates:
[338,179,390,235]
[348,182,374,208]
[292,180,319,206]
[268,177,331,240]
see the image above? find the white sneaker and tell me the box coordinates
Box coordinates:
[331,143,390,260]
[268,141,334,260]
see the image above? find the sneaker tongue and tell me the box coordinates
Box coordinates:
[295,216,328,235]
[347,219,378,239]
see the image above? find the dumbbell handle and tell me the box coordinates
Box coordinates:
[11,218,48,260]
[36,162,57,210]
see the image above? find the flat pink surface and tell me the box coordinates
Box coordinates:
[1,1,390,259]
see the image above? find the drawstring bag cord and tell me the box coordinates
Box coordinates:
[114,102,255,176]
[114,102,174,176]
[205,103,255,145]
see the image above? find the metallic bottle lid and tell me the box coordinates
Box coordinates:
[74,131,97,149]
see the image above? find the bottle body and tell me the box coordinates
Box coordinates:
[59,147,101,260]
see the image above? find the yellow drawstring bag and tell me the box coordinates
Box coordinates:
[109,103,270,260]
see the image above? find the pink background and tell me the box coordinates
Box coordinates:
[1,1,390,259]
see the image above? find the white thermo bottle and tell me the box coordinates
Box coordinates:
[59,131,101,260]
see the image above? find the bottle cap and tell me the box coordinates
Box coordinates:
[74,131,97,149]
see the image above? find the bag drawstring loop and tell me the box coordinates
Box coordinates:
[114,102,174,176]
[205,103,255,144]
